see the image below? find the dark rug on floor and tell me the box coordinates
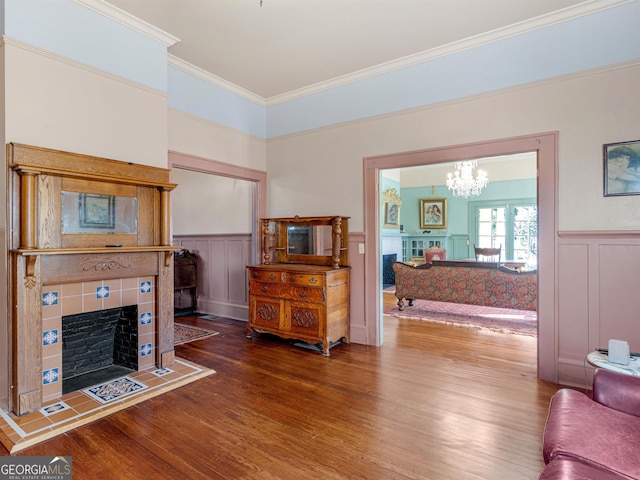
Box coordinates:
[174,323,219,345]
[385,298,537,336]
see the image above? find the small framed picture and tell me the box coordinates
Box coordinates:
[384,202,399,227]
[604,139,640,196]
[382,188,402,229]
[420,198,447,229]
[79,193,115,229]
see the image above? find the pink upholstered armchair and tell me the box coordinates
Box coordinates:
[541,368,640,479]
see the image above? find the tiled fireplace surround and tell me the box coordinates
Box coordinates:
[41,276,157,403]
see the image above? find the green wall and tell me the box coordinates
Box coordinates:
[399,178,536,235]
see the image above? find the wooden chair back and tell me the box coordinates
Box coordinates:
[474,244,502,263]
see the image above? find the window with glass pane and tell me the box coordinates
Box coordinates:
[513,206,537,263]
[477,207,506,251]
[476,203,537,265]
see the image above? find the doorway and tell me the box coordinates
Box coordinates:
[379,153,538,340]
[169,150,267,320]
[363,132,558,381]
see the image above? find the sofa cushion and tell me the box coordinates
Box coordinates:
[543,389,640,479]
[540,456,632,480]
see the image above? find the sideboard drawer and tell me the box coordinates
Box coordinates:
[249,270,283,283]
[283,273,323,287]
[249,281,324,303]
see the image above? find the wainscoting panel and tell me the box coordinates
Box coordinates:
[558,232,640,386]
[598,245,640,341]
[557,243,590,383]
[174,234,252,320]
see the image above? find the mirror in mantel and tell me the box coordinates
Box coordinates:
[62,191,138,235]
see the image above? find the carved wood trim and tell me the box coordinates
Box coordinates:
[9,143,177,189]
[157,253,175,368]
[40,252,160,285]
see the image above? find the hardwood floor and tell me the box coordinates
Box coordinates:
[4,310,562,479]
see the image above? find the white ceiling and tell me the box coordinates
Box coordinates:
[105,0,590,99]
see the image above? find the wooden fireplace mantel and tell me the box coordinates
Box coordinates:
[8,143,178,416]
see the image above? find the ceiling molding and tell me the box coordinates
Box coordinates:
[73,0,180,47]
[82,0,630,106]
[168,55,266,106]
[265,0,632,106]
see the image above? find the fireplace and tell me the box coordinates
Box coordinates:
[382,253,397,289]
[62,305,138,394]
[41,275,158,402]
[9,143,178,416]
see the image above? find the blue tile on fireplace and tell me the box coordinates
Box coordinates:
[140,281,152,294]
[42,291,59,306]
[140,312,152,325]
[42,368,59,385]
[42,329,59,346]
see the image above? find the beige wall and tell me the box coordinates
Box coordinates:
[171,168,253,235]
[169,109,266,172]
[267,62,640,233]
[4,40,169,168]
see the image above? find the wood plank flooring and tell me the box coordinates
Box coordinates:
[3,307,562,479]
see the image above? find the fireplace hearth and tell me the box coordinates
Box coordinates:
[62,305,138,394]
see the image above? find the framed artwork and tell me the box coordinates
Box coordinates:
[604,139,640,196]
[382,188,402,229]
[384,202,399,227]
[79,193,115,229]
[420,198,447,229]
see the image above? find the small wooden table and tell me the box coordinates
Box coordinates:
[586,351,640,376]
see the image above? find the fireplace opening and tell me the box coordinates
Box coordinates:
[382,253,397,289]
[62,305,139,394]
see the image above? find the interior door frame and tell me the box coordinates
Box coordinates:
[168,150,268,266]
[363,132,558,382]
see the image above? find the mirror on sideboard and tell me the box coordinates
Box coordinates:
[261,215,349,268]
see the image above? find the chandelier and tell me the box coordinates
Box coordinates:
[445,160,488,198]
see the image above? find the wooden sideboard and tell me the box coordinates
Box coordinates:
[247,263,350,356]
[246,215,350,355]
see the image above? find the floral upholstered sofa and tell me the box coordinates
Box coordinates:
[392,260,537,311]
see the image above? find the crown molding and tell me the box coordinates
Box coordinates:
[168,55,266,106]
[266,59,640,140]
[77,0,632,107]
[73,0,179,47]
[265,0,632,106]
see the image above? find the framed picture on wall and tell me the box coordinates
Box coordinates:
[420,198,447,229]
[382,188,402,229]
[604,139,640,196]
[384,202,399,227]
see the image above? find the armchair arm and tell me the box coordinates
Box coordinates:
[592,368,640,416]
